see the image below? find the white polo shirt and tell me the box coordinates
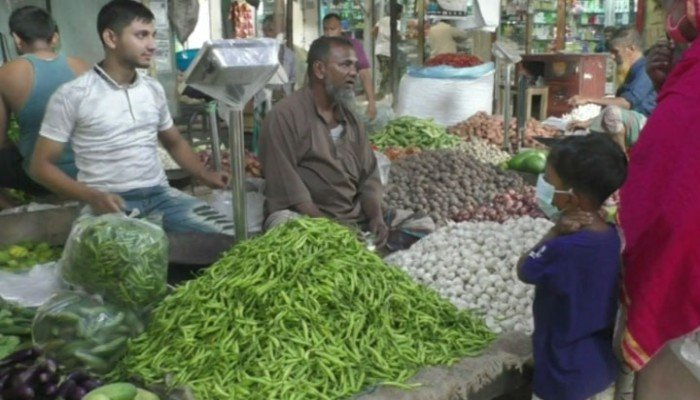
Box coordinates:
[40,65,173,192]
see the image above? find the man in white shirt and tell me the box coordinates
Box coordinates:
[30,0,233,234]
[372,4,402,98]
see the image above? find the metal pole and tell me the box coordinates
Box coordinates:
[389,0,399,106]
[229,110,248,241]
[417,0,425,66]
[286,0,293,50]
[207,101,222,172]
[517,75,527,152]
[503,64,512,153]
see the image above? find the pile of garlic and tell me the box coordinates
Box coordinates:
[386,216,553,334]
[458,137,511,166]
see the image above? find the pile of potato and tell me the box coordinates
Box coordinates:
[383,150,526,225]
[448,112,559,150]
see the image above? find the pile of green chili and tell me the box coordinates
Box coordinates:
[115,218,495,399]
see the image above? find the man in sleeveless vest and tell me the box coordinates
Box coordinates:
[0,6,89,207]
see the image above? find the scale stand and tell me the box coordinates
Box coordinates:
[492,42,522,153]
[184,39,280,241]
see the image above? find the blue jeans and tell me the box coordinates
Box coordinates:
[83,186,233,235]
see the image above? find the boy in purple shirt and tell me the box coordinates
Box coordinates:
[517,133,628,400]
[322,13,376,120]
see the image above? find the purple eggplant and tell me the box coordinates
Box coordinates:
[68,386,87,400]
[0,348,40,369]
[42,358,58,374]
[1,384,35,400]
[37,371,51,384]
[43,383,59,398]
[56,379,77,398]
[9,367,37,389]
[79,379,102,392]
[64,371,91,385]
[0,371,9,389]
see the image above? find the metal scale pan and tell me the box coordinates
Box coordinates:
[184,38,279,241]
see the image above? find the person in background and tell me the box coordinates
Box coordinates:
[595,26,617,53]
[0,6,89,208]
[372,4,403,98]
[517,133,628,400]
[30,0,233,234]
[427,19,469,57]
[322,13,377,120]
[618,0,700,398]
[261,14,295,99]
[568,27,656,152]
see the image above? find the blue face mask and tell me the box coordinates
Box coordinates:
[536,174,573,220]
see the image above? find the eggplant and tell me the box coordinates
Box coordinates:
[37,371,52,384]
[68,386,87,400]
[1,385,35,400]
[0,373,8,391]
[9,367,37,389]
[64,371,91,385]
[0,348,40,368]
[43,383,59,399]
[79,379,102,392]
[56,379,77,398]
[42,358,58,374]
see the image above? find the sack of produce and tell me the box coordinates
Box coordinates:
[61,214,168,309]
[396,72,494,127]
[32,291,145,375]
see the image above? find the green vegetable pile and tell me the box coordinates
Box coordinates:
[0,299,35,359]
[61,215,168,309]
[7,117,20,143]
[116,218,495,400]
[0,242,62,271]
[371,116,461,150]
[32,291,145,375]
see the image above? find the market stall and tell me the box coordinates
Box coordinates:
[0,2,576,400]
[0,113,552,399]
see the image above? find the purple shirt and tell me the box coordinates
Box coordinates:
[520,226,621,400]
[349,37,370,71]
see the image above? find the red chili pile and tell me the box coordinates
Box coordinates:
[426,53,483,68]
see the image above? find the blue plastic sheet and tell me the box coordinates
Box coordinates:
[407,62,495,79]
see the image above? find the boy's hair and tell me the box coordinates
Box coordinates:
[322,13,342,24]
[9,6,58,45]
[306,36,353,78]
[548,133,627,207]
[97,0,154,44]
